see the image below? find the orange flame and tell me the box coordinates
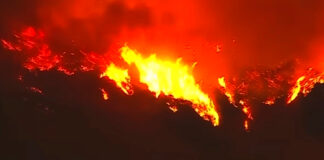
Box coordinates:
[264,98,275,105]
[287,68,324,104]
[3,26,324,130]
[244,120,249,131]
[218,77,235,104]
[100,63,133,95]
[242,106,253,120]
[24,44,61,71]
[29,86,43,94]
[120,46,219,126]
[169,106,178,113]
[100,88,109,100]
[1,39,21,51]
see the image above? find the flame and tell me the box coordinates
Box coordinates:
[1,27,110,75]
[242,106,253,120]
[218,77,235,104]
[100,88,109,100]
[287,68,324,104]
[299,71,324,95]
[242,102,253,131]
[24,44,61,71]
[120,46,219,126]
[215,44,222,53]
[219,77,253,129]
[2,26,324,130]
[100,63,133,95]
[169,106,178,113]
[57,66,75,75]
[244,120,249,131]
[1,39,21,51]
[264,98,275,105]
[287,76,305,104]
[29,86,43,94]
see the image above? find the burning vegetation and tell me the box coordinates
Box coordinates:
[1,0,324,131]
[1,26,324,130]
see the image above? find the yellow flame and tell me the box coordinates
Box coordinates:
[100,63,133,95]
[169,106,178,113]
[287,76,305,104]
[301,74,324,95]
[120,46,219,126]
[264,98,275,105]
[218,77,235,104]
[244,120,249,131]
[218,77,226,88]
[100,88,109,100]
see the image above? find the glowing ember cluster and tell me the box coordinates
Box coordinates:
[1,27,61,71]
[1,27,109,75]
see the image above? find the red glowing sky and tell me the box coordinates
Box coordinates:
[2,0,324,74]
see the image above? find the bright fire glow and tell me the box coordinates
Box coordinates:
[287,76,305,104]
[29,86,43,94]
[287,69,324,104]
[24,44,61,71]
[242,106,253,120]
[218,77,235,104]
[100,63,133,95]
[244,120,249,131]
[169,106,178,113]
[120,46,220,126]
[264,98,275,105]
[100,88,109,100]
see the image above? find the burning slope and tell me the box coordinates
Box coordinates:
[0,27,110,74]
[1,27,220,126]
[120,46,220,126]
[1,27,61,71]
[287,76,306,104]
[218,77,235,104]
[287,68,324,104]
[100,63,133,95]
[1,26,324,130]
[216,66,324,129]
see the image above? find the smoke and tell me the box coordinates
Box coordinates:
[0,0,152,52]
[2,0,323,66]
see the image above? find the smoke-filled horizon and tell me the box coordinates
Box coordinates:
[1,0,324,71]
